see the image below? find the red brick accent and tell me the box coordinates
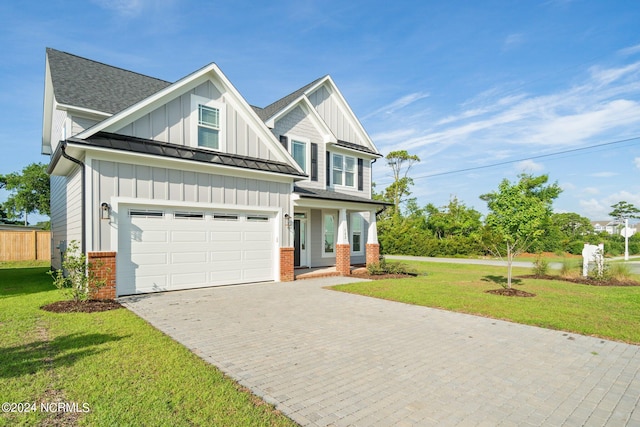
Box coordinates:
[336,244,351,276]
[366,243,380,267]
[88,251,116,300]
[280,247,295,282]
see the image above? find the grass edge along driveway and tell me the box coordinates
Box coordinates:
[0,264,296,427]
[333,261,640,345]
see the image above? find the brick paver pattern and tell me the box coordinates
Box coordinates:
[121,277,640,426]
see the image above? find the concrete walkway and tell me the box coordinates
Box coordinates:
[121,278,640,426]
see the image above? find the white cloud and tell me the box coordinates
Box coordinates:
[590,172,618,178]
[561,182,576,191]
[92,0,144,17]
[583,187,599,195]
[589,62,640,86]
[579,191,640,219]
[363,92,429,119]
[503,33,525,50]
[635,157,640,169]
[370,129,416,143]
[619,43,640,57]
[515,159,544,172]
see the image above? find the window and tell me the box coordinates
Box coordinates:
[291,140,307,172]
[129,209,164,218]
[323,214,335,254]
[213,213,238,221]
[332,154,356,188]
[247,215,269,222]
[198,105,219,149]
[191,95,225,151]
[174,212,204,220]
[351,214,363,254]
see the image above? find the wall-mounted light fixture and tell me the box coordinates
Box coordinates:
[284,213,292,228]
[101,202,111,220]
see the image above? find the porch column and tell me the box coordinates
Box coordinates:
[336,208,351,276]
[366,209,380,267]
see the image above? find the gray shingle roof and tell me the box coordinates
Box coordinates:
[68,132,307,177]
[47,48,171,114]
[294,186,391,206]
[254,76,327,121]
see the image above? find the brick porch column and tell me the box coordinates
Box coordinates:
[336,244,351,276]
[280,247,295,282]
[366,243,380,267]
[88,251,116,300]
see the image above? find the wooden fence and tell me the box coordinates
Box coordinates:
[0,231,51,262]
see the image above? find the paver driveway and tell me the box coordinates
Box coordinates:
[121,277,640,426]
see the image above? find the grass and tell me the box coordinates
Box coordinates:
[333,261,640,344]
[0,264,296,426]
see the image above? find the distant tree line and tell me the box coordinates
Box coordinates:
[374,151,639,259]
[0,162,50,228]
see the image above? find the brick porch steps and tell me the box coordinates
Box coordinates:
[294,265,367,280]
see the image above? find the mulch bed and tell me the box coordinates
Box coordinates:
[519,274,640,287]
[41,300,123,313]
[351,271,418,280]
[485,288,536,297]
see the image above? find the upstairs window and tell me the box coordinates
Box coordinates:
[291,139,307,172]
[332,153,356,188]
[198,105,219,149]
[191,94,225,151]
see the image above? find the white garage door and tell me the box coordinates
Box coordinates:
[117,206,275,295]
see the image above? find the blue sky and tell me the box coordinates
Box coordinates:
[1,0,639,223]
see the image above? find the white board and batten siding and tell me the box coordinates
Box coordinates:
[307,85,367,147]
[117,207,275,295]
[115,80,276,161]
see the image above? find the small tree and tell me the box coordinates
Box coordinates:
[480,174,562,288]
[48,241,106,302]
[384,150,420,215]
[609,201,640,261]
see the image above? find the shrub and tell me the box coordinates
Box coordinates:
[609,262,633,281]
[366,258,415,276]
[531,254,549,277]
[48,240,107,302]
[560,258,580,279]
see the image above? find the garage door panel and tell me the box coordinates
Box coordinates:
[211,251,242,261]
[131,252,168,265]
[133,230,168,243]
[171,230,207,242]
[118,206,275,296]
[171,272,208,287]
[171,252,207,264]
[210,231,243,241]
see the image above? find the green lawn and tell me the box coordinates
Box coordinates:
[0,263,296,427]
[334,261,640,344]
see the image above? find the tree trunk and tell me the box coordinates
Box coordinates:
[506,244,513,289]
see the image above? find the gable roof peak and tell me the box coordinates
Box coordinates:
[256,75,329,121]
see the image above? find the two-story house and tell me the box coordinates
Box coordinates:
[43,48,388,298]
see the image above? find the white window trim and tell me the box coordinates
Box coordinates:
[331,153,357,189]
[190,94,226,151]
[322,211,337,257]
[350,213,364,255]
[288,134,311,176]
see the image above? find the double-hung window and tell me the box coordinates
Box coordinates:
[198,105,220,149]
[332,154,356,188]
[191,94,225,151]
[291,139,307,172]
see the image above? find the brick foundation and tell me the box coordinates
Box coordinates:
[336,244,351,276]
[88,251,116,300]
[280,247,295,282]
[366,243,380,267]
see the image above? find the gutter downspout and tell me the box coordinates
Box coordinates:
[60,142,86,254]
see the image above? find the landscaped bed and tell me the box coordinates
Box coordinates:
[0,263,296,426]
[333,261,640,344]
